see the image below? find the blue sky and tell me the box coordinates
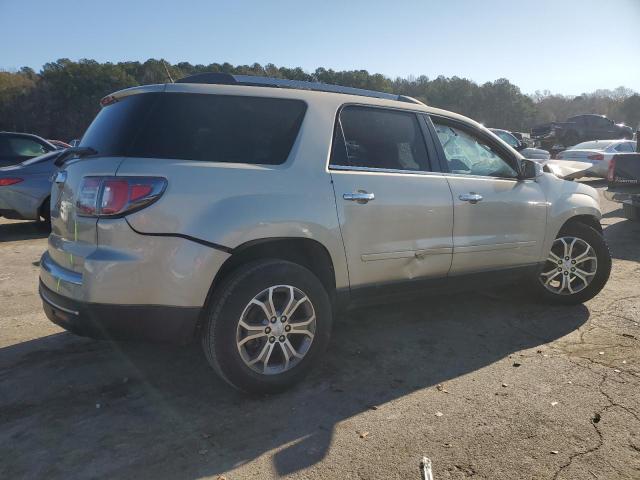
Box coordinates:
[1,0,639,95]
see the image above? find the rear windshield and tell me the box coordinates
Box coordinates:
[80,93,307,165]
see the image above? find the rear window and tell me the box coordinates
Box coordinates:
[79,93,157,156]
[81,93,307,165]
[571,141,612,150]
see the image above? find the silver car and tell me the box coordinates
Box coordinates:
[40,75,612,393]
[0,150,63,223]
[556,139,637,178]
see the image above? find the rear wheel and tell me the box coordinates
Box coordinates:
[201,259,332,393]
[533,223,611,305]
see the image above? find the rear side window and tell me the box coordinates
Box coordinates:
[330,106,429,171]
[131,94,306,164]
[80,93,158,155]
[80,93,307,165]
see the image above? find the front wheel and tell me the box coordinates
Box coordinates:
[534,223,611,305]
[201,259,332,393]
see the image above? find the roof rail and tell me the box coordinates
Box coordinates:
[175,73,425,105]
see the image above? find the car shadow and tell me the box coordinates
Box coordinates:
[0,220,49,243]
[0,292,589,479]
[603,216,640,262]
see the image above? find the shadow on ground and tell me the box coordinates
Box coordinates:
[0,293,588,479]
[0,220,49,243]
[602,216,640,262]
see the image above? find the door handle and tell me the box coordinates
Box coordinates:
[458,193,483,204]
[343,191,375,204]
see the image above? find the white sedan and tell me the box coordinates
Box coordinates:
[556,139,636,178]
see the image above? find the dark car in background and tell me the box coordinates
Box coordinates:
[0,132,58,168]
[531,114,633,152]
[0,150,64,224]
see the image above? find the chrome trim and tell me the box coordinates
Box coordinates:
[361,247,453,262]
[41,252,82,285]
[40,288,79,316]
[443,172,519,182]
[343,191,375,203]
[454,241,537,253]
[330,164,441,176]
[458,193,483,203]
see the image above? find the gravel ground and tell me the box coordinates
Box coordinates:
[1,179,638,479]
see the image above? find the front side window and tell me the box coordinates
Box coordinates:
[8,138,46,157]
[432,120,518,178]
[331,106,429,171]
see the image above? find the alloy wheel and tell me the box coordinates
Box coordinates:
[236,285,316,375]
[539,236,597,295]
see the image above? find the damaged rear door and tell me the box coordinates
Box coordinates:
[329,105,453,292]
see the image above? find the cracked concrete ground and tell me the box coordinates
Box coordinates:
[0,179,638,479]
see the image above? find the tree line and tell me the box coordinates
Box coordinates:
[0,58,638,141]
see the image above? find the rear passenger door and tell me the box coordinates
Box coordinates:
[329,106,454,292]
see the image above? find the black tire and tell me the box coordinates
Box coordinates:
[533,222,611,305]
[201,259,332,393]
[623,203,639,221]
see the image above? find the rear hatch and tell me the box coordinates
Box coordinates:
[44,86,164,288]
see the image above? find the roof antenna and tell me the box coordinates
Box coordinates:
[162,60,174,83]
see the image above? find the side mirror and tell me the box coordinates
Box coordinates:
[520,159,542,179]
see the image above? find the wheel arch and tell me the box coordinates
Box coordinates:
[204,237,337,313]
[560,214,602,234]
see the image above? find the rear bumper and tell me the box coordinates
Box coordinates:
[39,281,201,344]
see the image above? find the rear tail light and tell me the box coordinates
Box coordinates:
[76,176,166,217]
[0,178,23,186]
[588,153,604,161]
[607,158,616,182]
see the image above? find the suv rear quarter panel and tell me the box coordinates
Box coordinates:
[121,87,350,290]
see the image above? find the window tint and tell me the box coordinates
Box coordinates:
[80,93,158,156]
[7,137,47,157]
[331,106,429,171]
[131,94,306,164]
[432,120,518,178]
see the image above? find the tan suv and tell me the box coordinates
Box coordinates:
[40,74,611,392]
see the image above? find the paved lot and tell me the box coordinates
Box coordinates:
[1,179,639,479]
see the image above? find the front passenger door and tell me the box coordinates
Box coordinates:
[429,117,547,275]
